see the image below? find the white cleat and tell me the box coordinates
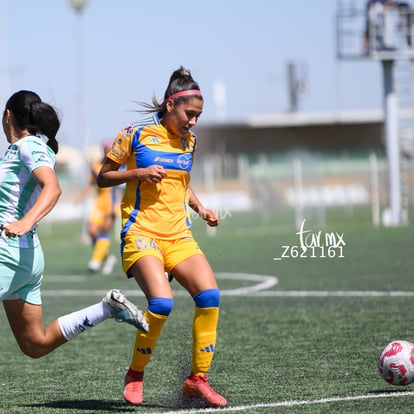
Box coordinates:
[88,259,101,273]
[103,289,148,332]
[102,254,117,275]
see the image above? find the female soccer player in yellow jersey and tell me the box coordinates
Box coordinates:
[97,67,227,408]
[76,140,121,275]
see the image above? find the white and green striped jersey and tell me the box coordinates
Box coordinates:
[0,135,56,248]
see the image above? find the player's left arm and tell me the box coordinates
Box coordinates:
[4,166,61,237]
[188,186,219,227]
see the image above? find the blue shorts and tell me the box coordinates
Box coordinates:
[0,244,44,305]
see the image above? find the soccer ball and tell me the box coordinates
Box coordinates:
[378,340,414,385]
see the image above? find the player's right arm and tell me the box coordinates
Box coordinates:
[74,167,96,204]
[97,127,166,188]
[97,159,166,188]
[4,166,61,237]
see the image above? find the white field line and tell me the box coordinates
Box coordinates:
[151,391,414,414]
[41,273,414,412]
[42,273,414,298]
[249,290,414,297]
[40,289,414,298]
[42,272,414,297]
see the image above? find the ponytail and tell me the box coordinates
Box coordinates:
[134,66,202,116]
[29,101,60,154]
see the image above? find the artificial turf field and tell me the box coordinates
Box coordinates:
[1,207,414,414]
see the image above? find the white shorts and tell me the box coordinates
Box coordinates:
[0,243,44,305]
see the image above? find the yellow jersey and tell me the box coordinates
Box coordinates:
[106,113,197,240]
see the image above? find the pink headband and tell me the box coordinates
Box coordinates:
[166,89,203,101]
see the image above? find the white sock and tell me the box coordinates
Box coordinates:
[58,302,112,341]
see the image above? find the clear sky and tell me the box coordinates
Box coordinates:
[0,0,385,150]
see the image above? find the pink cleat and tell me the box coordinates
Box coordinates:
[183,373,227,408]
[123,368,144,405]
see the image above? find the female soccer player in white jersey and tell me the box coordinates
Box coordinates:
[0,90,148,362]
[97,67,227,408]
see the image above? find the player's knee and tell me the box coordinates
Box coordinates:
[148,297,174,316]
[18,340,46,359]
[193,288,220,308]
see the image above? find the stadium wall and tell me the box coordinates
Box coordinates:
[195,119,384,155]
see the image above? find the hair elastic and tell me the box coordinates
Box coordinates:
[36,133,49,144]
[166,89,203,101]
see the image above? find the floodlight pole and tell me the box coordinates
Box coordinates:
[0,0,10,155]
[382,59,402,225]
[335,2,413,227]
[69,0,90,148]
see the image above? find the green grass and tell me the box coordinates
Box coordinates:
[1,208,414,413]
